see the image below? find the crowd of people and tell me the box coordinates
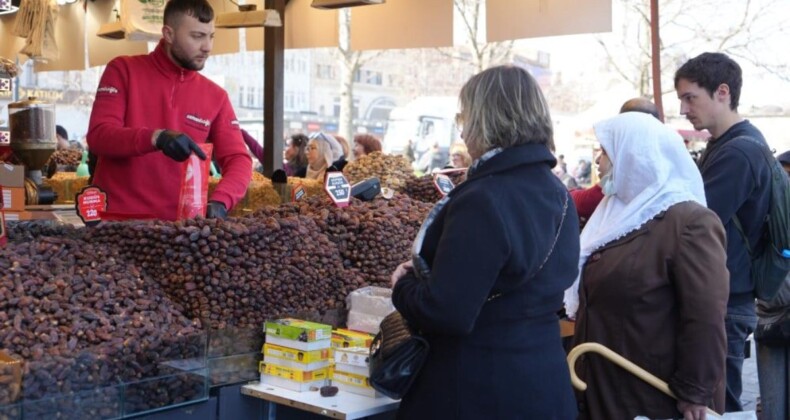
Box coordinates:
[389,53,789,420]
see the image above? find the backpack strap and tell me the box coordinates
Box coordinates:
[729,135,775,259]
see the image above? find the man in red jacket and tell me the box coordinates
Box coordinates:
[86,0,251,220]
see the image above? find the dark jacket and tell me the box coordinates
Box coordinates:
[573,202,729,419]
[698,120,772,306]
[393,144,580,420]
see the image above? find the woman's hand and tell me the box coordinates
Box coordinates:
[391,261,413,287]
[677,400,707,420]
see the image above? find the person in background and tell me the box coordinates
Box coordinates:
[755,150,790,420]
[56,125,70,150]
[620,97,661,119]
[391,65,579,419]
[301,134,335,181]
[352,134,382,159]
[449,143,472,168]
[553,153,567,177]
[332,134,349,171]
[86,0,251,220]
[569,112,728,420]
[240,129,264,171]
[675,52,771,412]
[283,133,308,177]
[570,98,661,229]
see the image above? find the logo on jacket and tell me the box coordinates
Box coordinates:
[231,120,240,127]
[186,114,211,128]
[96,86,118,94]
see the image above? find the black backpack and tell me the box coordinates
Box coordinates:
[731,136,790,301]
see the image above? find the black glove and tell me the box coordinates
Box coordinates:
[206,201,227,219]
[155,130,207,162]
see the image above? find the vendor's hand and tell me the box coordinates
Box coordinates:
[206,201,227,219]
[155,130,206,162]
[677,400,707,420]
[391,261,413,287]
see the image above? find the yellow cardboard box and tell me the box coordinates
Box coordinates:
[259,361,330,383]
[331,329,374,349]
[262,343,332,364]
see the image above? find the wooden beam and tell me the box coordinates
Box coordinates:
[650,0,664,122]
[263,0,286,177]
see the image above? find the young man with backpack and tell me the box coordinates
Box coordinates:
[675,52,773,413]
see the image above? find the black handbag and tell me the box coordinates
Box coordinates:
[368,311,429,399]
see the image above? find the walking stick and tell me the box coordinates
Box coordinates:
[567,342,722,418]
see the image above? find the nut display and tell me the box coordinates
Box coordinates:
[342,152,414,191]
[403,171,467,203]
[0,236,204,404]
[46,149,82,168]
[42,172,89,204]
[0,192,433,410]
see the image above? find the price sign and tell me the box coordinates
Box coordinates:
[75,186,108,227]
[292,184,306,202]
[433,174,455,197]
[324,172,351,208]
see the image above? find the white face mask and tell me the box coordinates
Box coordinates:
[600,173,616,196]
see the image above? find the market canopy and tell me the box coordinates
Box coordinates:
[0,0,612,70]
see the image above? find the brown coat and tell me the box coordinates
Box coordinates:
[573,201,729,420]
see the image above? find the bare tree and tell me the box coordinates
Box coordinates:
[598,0,789,98]
[435,0,514,73]
[336,9,384,145]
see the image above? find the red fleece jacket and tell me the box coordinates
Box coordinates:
[87,40,251,220]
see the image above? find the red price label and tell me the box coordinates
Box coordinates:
[292,184,306,202]
[324,172,351,208]
[0,200,6,247]
[75,186,108,227]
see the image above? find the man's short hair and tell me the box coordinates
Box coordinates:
[674,52,742,111]
[56,125,68,139]
[164,0,214,27]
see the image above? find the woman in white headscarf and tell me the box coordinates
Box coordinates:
[568,112,729,420]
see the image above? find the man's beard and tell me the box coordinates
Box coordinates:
[171,43,204,71]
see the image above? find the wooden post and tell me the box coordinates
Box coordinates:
[263,0,286,177]
[650,0,664,122]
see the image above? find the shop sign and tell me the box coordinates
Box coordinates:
[324,172,350,208]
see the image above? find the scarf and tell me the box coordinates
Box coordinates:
[411,147,504,279]
[564,112,707,318]
[305,162,327,181]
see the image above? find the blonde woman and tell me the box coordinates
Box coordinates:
[303,134,335,180]
[390,65,578,419]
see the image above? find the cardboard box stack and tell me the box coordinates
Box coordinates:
[331,346,382,398]
[330,329,380,398]
[260,319,332,392]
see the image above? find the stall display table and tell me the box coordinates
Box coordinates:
[241,382,399,420]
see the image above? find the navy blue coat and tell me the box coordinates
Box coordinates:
[698,120,771,307]
[393,144,580,419]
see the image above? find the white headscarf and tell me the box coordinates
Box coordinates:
[564,112,707,318]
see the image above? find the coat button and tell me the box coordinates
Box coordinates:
[590,253,601,261]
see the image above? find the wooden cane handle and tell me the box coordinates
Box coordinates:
[567,342,721,418]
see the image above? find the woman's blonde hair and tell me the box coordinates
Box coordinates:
[308,137,334,169]
[458,65,554,157]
